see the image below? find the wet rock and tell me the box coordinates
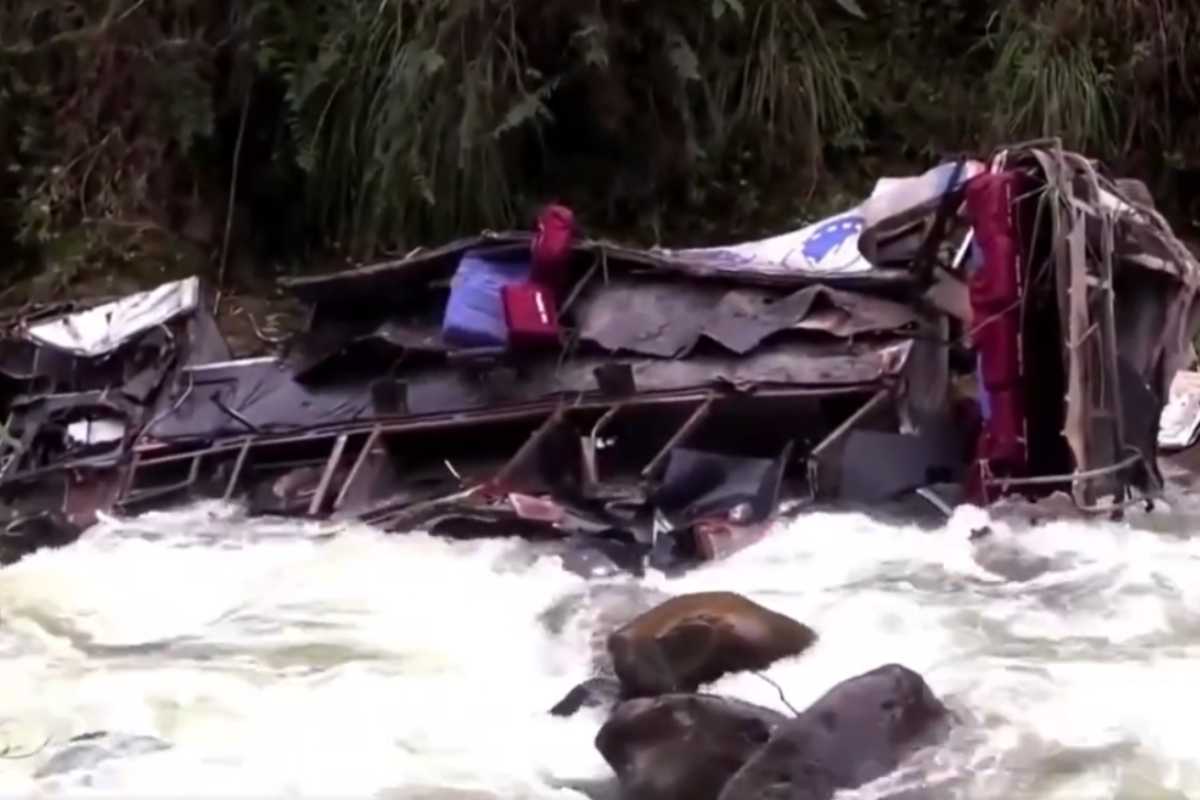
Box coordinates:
[34,731,171,778]
[542,583,673,716]
[607,591,816,696]
[595,693,787,800]
[549,677,623,717]
[718,663,949,800]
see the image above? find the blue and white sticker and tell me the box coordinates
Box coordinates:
[801,215,866,272]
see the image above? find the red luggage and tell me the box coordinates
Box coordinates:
[502,282,560,349]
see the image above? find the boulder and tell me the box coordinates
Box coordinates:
[541,584,671,717]
[607,591,816,696]
[595,693,787,800]
[718,663,949,800]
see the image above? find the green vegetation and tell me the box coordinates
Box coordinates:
[0,0,1196,294]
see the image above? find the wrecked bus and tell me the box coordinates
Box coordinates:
[0,141,1195,572]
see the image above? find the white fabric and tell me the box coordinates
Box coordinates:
[26,276,200,357]
[1159,370,1200,450]
[66,418,126,446]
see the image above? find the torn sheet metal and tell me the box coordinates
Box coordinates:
[143,338,911,448]
[700,285,921,355]
[396,340,912,417]
[575,279,923,358]
[1012,145,1198,504]
[25,277,200,357]
[575,281,719,358]
[147,358,374,442]
[182,303,234,367]
[289,317,449,382]
[1158,370,1200,451]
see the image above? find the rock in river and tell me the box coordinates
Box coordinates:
[543,583,671,717]
[718,663,950,800]
[607,591,816,696]
[595,693,787,800]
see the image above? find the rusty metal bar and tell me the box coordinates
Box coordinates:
[126,385,875,470]
[335,426,382,511]
[808,388,892,461]
[640,395,716,481]
[583,404,623,489]
[222,437,253,501]
[984,450,1142,488]
[117,448,143,500]
[308,433,349,516]
[492,407,566,488]
[119,452,204,509]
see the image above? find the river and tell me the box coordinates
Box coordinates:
[0,492,1199,799]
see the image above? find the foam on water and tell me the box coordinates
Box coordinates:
[0,499,1197,798]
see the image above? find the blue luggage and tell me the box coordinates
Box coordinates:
[441,246,531,348]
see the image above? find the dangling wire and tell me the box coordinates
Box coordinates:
[752,670,800,716]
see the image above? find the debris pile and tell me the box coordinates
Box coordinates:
[0,141,1196,568]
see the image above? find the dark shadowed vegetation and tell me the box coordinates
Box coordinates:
[0,0,1196,294]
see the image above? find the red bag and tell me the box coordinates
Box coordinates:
[502,283,560,349]
[531,204,576,293]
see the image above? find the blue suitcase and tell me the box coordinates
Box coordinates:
[441,246,531,348]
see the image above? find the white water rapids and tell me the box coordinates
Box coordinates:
[1,492,1200,799]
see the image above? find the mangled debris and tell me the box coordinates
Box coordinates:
[0,140,1196,570]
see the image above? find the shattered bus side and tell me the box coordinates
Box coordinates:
[0,141,1194,571]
